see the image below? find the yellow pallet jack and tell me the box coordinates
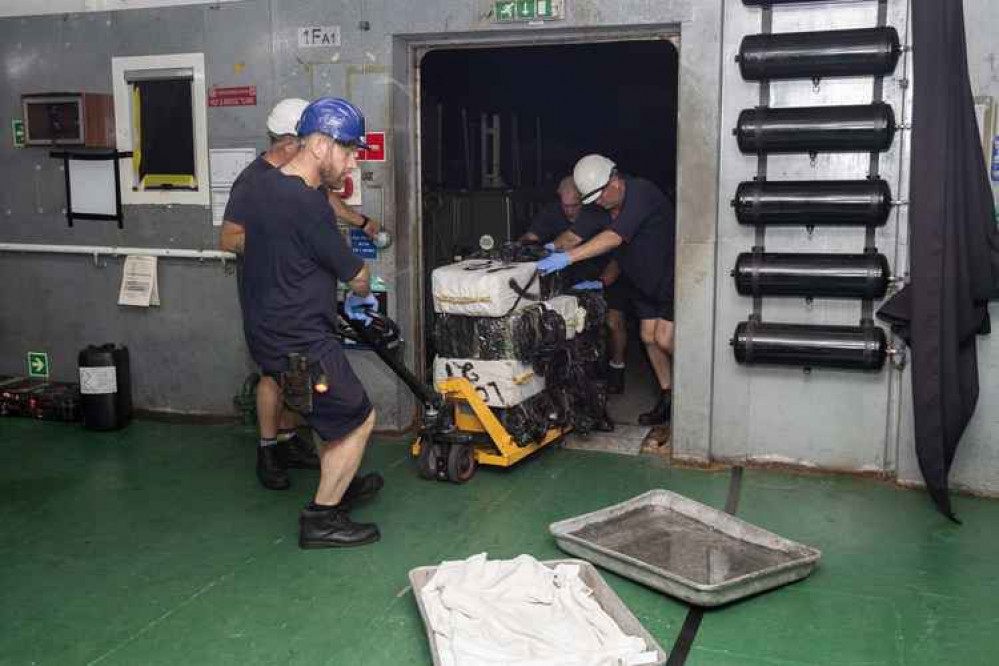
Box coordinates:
[411,377,568,483]
[342,312,568,484]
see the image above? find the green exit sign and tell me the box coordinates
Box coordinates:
[27,351,49,378]
[494,0,563,22]
[12,119,25,148]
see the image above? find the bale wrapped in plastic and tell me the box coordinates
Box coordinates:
[567,290,608,381]
[432,259,541,317]
[496,391,561,447]
[542,295,586,340]
[433,306,545,361]
[573,291,607,335]
[433,357,544,408]
[530,310,570,378]
[532,341,608,437]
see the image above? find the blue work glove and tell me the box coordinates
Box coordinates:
[543,242,557,251]
[572,280,603,291]
[536,251,570,275]
[344,293,378,324]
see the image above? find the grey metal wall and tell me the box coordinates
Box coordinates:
[0,0,996,494]
[710,0,911,473]
[0,2,404,422]
[0,0,721,434]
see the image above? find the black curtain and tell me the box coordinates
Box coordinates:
[877,0,999,520]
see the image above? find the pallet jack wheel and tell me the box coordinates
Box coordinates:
[417,440,442,480]
[446,444,476,484]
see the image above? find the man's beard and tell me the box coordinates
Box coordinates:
[319,160,346,190]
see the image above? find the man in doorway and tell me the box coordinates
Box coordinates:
[546,203,630,396]
[240,97,383,549]
[220,98,384,492]
[537,154,675,426]
[517,175,583,245]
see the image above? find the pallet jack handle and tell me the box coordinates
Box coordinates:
[340,312,444,411]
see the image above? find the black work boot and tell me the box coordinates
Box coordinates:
[299,506,380,549]
[593,411,615,433]
[607,366,626,395]
[279,434,321,470]
[257,445,290,490]
[638,389,672,426]
[341,472,384,509]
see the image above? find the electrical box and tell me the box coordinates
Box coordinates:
[21,93,115,148]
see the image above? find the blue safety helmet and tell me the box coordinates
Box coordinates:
[297,97,372,150]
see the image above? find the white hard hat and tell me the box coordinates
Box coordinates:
[573,154,616,204]
[266,98,310,136]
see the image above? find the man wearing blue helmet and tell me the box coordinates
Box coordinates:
[239,97,383,549]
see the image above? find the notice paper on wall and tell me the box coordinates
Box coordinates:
[118,256,160,307]
[209,148,257,226]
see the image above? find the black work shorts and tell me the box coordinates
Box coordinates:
[632,293,674,322]
[604,279,633,314]
[305,347,374,442]
[607,278,673,322]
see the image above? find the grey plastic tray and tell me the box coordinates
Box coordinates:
[549,490,821,607]
[409,559,667,666]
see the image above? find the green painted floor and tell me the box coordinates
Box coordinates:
[1,419,998,665]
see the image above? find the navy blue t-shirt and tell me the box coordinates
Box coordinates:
[608,177,675,302]
[527,202,572,243]
[566,206,613,283]
[223,155,272,226]
[240,168,364,372]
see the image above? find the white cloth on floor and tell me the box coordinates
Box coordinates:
[420,553,657,666]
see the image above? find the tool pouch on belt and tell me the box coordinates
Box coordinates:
[281,353,314,415]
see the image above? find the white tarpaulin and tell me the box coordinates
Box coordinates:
[420,554,655,666]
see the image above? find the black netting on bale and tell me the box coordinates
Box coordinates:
[496,391,561,447]
[573,291,607,335]
[433,306,546,361]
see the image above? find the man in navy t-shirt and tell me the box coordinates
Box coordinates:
[241,97,383,549]
[518,176,583,244]
[537,154,676,426]
[547,204,631,395]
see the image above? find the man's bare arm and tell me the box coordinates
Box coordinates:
[327,191,380,239]
[566,229,623,265]
[347,262,371,297]
[600,258,621,286]
[219,221,245,254]
[551,229,583,251]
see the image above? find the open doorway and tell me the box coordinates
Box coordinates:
[418,39,679,429]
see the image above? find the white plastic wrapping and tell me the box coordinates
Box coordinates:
[432,260,540,317]
[433,357,544,408]
[542,295,586,339]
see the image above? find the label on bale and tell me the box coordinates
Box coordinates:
[433,357,544,408]
[79,366,117,395]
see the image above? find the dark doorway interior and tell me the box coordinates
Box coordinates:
[421,40,678,200]
[419,40,679,425]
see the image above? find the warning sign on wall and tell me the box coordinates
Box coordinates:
[331,167,362,206]
[358,132,385,162]
[208,85,257,107]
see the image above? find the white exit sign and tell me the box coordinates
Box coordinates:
[298,25,341,48]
